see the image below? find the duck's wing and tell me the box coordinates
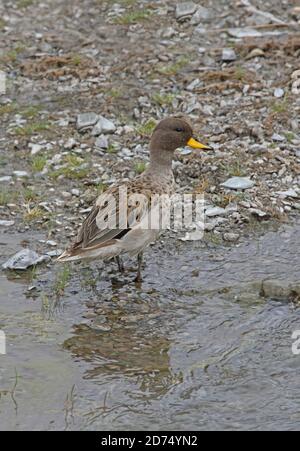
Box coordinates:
[57,181,152,261]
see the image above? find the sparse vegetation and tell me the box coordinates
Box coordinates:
[134,161,147,174]
[31,155,47,173]
[152,92,176,107]
[53,265,71,297]
[114,9,152,24]
[157,57,189,76]
[136,118,157,137]
[13,121,51,136]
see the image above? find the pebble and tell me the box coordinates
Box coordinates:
[95,135,109,149]
[64,138,77,149]
[276,189,298,198]
[71,188,80,197]
[13,171,29,178]
[77,112,99,131]
[175,2,197,21]
[221,177,255,190]
[190,6,213,24]
[274,88,284,98]
[206,207,227,217]
[2,249,50,270]
[223,233,240,242]
[272,133,285,142]
[0,176,12,183]
[29,143,43,155]
[228,28,262,38]
[261,279,300,301]
[222,48,237,62]
[0,220,15,227]
[91,116,116,136]
[180,230,204,241]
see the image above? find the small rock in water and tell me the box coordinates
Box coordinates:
[223,232,240,242]
[274,88,284,98]
[0,220,15,227]
[222,48,237,62]
[261,279,300,301]
[77,112,99,131]
[92,116,116,136]
[175,2,197,21]
[221,177,255,190]
[180,230,204,241]
[2,249,50,270]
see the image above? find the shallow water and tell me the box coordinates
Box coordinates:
[0,219,300,431]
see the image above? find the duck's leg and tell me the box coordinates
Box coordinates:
[135,252,144,283]
[116,256,125,273]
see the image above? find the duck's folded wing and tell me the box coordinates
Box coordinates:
[57,186,151,260]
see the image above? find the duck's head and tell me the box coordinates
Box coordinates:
[150,117,212,153]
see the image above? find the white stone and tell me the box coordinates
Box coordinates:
[91,116,116,136]
[274,88,284,98]
[0,220,15,227]
[206,207,227,217]
[222,48,237,62]
[221,177,255,190]
[2,249,50,270]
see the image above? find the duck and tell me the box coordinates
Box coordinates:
[57,117,212,282]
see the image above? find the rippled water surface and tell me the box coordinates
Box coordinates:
[0,218,300,431]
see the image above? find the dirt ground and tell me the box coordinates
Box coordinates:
[0,0,300,246]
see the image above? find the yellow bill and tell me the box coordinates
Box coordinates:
[187,137,212,150]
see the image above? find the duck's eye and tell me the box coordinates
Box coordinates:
[175,127,184,132]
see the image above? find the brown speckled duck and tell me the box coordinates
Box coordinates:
[57,117,212,282]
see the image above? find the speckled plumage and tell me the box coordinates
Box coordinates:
[57,117,211,281]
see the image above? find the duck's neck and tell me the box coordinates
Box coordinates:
[147,146,173,176]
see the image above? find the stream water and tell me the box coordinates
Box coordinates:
[0,218,299,431]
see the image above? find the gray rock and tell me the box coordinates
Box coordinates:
[91,116,116,136]
[95,135,109,149]
[0,220,15,227]
[223,232,240,242]
[272,133,285,142]
[29,143,43,155]
[64,138,77,149]
[77,112,99,131]
[190,6,213,24]
[0,176,12,183]
[228,28,263,38]
[221,177,255,190]
[261,279,300,301]
[274,88,285,98]
[249,208,270,219]
[181,147,192,155]
[180,230,204,241]
[175,2,197,21]
[2,249,50,270]
[222,48,237,62]
[13,171,28,178]
[206,207,227,217]
[276,189,298,198]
